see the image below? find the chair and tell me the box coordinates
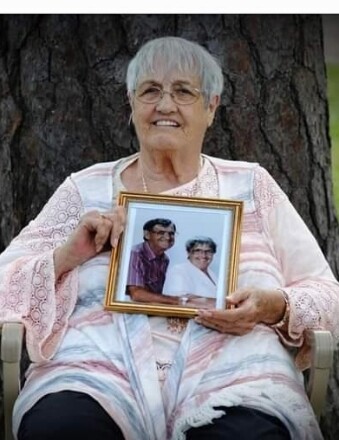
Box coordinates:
[0,323,334,440]
[1,323,24,440]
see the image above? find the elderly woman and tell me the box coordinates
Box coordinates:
[0,36,339,440]
[163,236,217,307]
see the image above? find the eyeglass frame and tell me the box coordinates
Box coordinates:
[133,83,202,106]
[149,229,177,238]
[189,248,215,255]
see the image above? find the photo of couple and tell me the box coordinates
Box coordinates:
[126,217,218,309]
[106,193,243,315]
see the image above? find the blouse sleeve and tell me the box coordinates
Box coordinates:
[0,176,83,362]
[254,166,339,368]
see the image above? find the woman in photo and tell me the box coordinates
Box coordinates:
[163,236,217,308]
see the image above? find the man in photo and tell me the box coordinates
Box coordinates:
[126,218,182,305]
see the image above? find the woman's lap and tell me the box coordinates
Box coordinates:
[18,390,125,440]
[18,391,290,440]
[186,405,291,440]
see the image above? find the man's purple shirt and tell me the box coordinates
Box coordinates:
[126,241,169,294]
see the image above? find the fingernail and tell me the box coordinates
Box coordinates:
[112,238,118,248]
[195,317,202,324]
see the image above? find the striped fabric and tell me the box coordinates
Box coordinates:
[126,241,169,293]
[0,153,338,440]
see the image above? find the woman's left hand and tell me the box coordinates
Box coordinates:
[195,288,286,335]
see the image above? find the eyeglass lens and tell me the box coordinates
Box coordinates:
[136,83,200,104]
[191,248,213,255]
[151,230,176,237]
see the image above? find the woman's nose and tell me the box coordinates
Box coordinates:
[155,92,177,112]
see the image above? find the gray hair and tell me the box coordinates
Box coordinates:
[143,218,176,241]
[185,236,217,253]
[126,36,223,105]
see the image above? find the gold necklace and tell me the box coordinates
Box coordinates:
[140,164,148,193]
[140,156,204,194]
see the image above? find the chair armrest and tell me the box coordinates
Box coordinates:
[304,329,334,421]
[1,322,25,440]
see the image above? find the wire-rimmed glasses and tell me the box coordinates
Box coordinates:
[134,83,201,105]
[150,229,177,238]
[190,248,214,256]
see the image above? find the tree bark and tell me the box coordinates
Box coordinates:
[0,14,338,439]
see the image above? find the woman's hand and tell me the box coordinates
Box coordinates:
[54,207,126,279]
[195,288,286,335]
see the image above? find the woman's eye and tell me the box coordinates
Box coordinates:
[141,87,160,96]
[176,87,193,95]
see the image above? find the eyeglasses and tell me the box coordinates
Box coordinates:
[134,84,201,105]
[150,229,176,238]
[190,248,214,255]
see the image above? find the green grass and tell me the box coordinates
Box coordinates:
[328,64,339,213]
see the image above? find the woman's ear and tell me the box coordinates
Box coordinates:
[207,95,220,127]
[127,92,135,125]
[128,92,134,110]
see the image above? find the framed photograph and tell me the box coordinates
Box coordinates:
[104,191,243,318]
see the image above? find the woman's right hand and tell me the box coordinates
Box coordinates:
[53,207,126,279]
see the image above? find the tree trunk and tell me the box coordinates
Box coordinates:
[0,14,338,439]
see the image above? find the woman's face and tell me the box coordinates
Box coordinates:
[130,72,219,156]
[188,243,214,272]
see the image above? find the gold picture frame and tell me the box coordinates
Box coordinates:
[104,191,243,318]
